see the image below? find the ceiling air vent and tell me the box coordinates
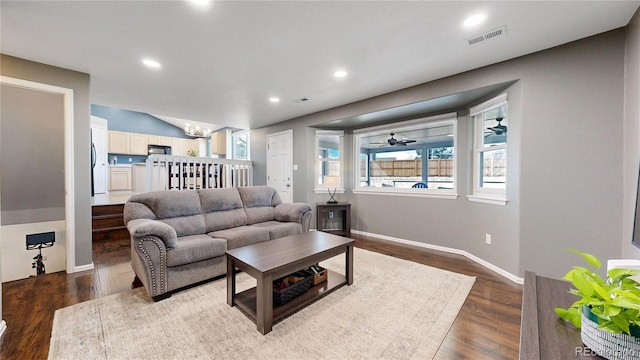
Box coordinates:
[466,26,507,46]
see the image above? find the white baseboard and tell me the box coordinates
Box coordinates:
[73,262,95,273]
[351,230,524,284]
[0,320,6,339]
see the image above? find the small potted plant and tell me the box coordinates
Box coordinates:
[186,149,199,157]
[555,249,640,359]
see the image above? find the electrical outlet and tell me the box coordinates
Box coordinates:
[329,211,334,219]
[485,233,492,245]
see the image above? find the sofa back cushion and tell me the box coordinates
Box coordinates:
[237,186,282,225]
[198,188,248,232]
[123,190,206,237]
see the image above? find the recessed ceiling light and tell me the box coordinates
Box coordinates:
[464,14,486,27]
[333,70,348,78]
[189,0,211,6]
[269,97,280,103]
[142,58,161,69]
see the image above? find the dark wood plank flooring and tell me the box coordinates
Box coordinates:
[1,233,522,359]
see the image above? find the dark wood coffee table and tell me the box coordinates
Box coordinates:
[226,231,354,335]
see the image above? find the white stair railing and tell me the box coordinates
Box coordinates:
[145,154,253,192]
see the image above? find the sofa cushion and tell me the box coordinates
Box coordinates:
[160,214,206,238]
[237,186,282,225]
[249,221,302,239]
[124,190,206,237]
[125,190,203,220]
[198,188,248,232]
[166,234,227,267]
[209,226,270,250]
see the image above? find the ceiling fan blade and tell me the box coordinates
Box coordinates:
[399,139,416,144]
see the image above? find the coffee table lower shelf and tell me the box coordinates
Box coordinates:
[234,270,346,324]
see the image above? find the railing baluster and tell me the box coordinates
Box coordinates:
[144,155,253,192]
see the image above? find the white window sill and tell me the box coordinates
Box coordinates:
[352,188,458,200]
[467,195,508,206]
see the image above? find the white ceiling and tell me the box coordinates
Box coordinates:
[2,1,638,131]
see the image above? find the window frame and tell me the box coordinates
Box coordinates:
[352,113,458,199]
[468,93,508,206]
[230,130,250,161]
[313,130,345,194]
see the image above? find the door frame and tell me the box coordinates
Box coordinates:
[266,129,293,202]
[0,76,76,274]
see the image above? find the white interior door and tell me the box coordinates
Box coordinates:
[267,130,293,203]
[92,125,108,194]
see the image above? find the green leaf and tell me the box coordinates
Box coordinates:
[604,305,621,317]
[591,282,611,301]
[572,270,594,297]
[610,315,631,335]
[611,297,640,310]
[567,248,601,269]
[611,289,639,300]
[608,268,640,281]
[555,307,581,328]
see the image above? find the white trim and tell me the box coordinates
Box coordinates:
[472,93,507,199]
[352,112,457,134]
[315,129,344,136]
[352,188,458,200]
[230,129,250,160]
[351,229,524,284]
[0,320,6,339]
[353,116,458,194]
[467,195,508,206]
[315,130,344,190]
[0,76,76,274]
[469,93,508,115]
[314,188,346,194]
[74,262,95,273]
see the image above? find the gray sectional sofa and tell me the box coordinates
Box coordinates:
[123,186,312,301]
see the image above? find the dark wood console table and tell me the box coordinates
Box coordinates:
[520,271,604,359]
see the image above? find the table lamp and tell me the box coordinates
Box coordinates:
[324,176,340,204]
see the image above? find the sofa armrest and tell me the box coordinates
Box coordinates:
[127,218,178,249]
[275,203,312,226]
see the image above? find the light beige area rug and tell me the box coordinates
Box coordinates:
[48,248,475,360]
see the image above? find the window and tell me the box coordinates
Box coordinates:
[353,113,457,199]
[469,93,508,205]
[314,130,343,191]
[230,130,249,160]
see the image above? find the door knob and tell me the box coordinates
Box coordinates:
[286,184,291,187]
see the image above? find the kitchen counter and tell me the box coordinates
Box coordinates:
[109,164,132,167]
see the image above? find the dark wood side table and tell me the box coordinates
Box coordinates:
[520,271,604,359]
[316,202,351,238]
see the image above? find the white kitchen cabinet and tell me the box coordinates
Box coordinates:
[171,138,192,156]
[148,135,172,146]
[129,133,149,155]
[210,132,226,155]
[108,130,130,154]
[109,166,132,191]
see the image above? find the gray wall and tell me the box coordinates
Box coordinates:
[623,9,640,259]
[254,29,627,279]
[1,54,93,267]
[1,86,65,224]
